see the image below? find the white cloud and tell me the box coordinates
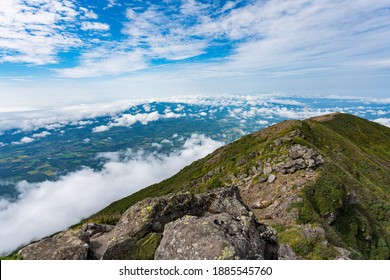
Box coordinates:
[12,136,34,145]
[92,111,185,133]
[80,22,110,31]
[210,0,390,75]
[0,0,82,65]
[220,1,237,13]
[79,7,98,20]
[32,131,51,138]
[92,125,110,133]
[11,131,51,145]
[106,0,117,9]
[114,111,161,126]
[0,134,223,255]
[374,118,390,128]
[56,1,210,77]
[270,99,305,106]
[143,104,151,112]
[0,99,139,133]
[56,49,147,78]
[161,139,172,145]
[151,143,162,149]
[1,0,389,91]
[174,104,185,112]
[77,120,93,126]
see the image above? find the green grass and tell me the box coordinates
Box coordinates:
[277,227,337,259]
[126,233,162,260]
[291,114,390,259]
[0,253,23,260]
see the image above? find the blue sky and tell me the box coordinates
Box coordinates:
[0,0,389,106]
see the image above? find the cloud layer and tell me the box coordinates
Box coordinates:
[1,94,389,136]
[0,0,109,65]
[0,134,223,255]
[55,0,390,79]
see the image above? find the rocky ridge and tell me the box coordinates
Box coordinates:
[16,113,390,260]
[19,127,330,260]
[19,187,278,260]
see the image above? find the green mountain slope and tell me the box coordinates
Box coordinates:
[80,113,390,259]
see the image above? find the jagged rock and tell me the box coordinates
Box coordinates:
[301,225,326,240]
[346,191,357,205]
[103,192,207,259]
[275,167,287,174]
[306,158,316,168]
[289,144,307,159]
[277,244,301,260]
[288,166,296,173]
[263,165,272,175]
[80,223,114,242]
[334,247,352,260]
[259,177,268,183]
[19,231,89,260]
[294,158,306,168]
[267,174,276,183]
[252,166,258,174]
[155,212,268,260]
[99,187,277,260]
[324,212,337,224]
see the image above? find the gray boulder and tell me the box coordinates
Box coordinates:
[19,231,89,260]
[103,187,277,260]
[277,244,301,260]
[155,212,267,260]
[102,192,207,259]
[19,187,278,260]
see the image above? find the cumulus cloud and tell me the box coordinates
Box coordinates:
[0,134,223,255]
[32,131,51,138]
[12,136,34,145]
[92,111,185,133]
[92,125,110,133]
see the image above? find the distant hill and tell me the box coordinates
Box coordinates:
[15,113,390,260]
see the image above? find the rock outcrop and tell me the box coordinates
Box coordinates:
[19,231,89,260]
[19,187,278,260]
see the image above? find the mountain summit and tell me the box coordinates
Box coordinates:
[17,113,390,260]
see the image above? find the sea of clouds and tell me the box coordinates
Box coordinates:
[0,134,223,255]
[1,95,389,136]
